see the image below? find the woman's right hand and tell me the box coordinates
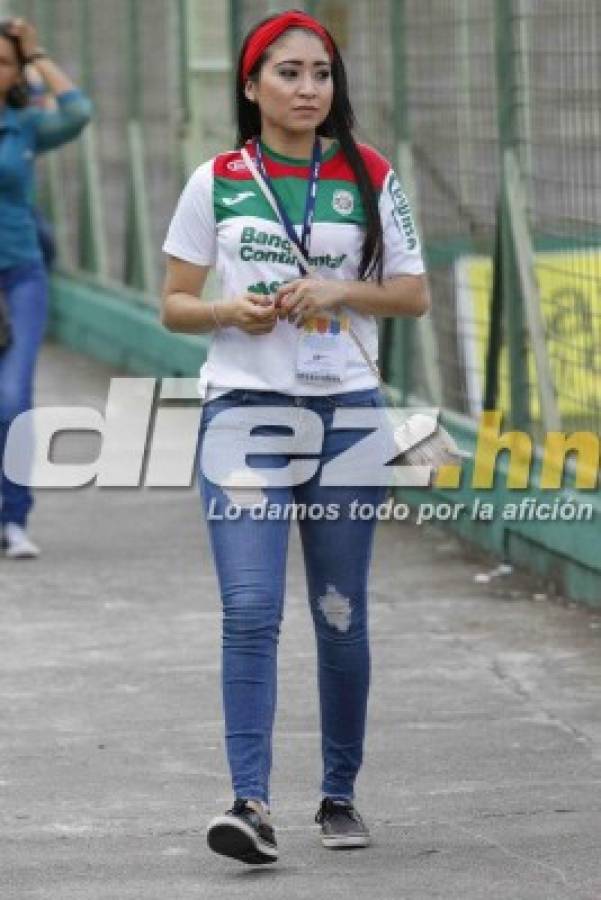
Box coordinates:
[228,293,278,335]
[6,18,41,59]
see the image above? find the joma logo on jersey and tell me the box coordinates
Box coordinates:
[388,174,417,250]
[222,191,255,207]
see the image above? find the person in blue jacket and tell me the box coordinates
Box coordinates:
[0,17,92,558]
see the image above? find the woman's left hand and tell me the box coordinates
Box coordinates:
[274,278,345,326]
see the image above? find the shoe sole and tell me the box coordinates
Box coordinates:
[207,815,278,865]
[4,550,39,559]
[321,833,371,849]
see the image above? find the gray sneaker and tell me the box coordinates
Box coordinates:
[207,798,278,864]
[2,523,40,559]
[315,797,371,848]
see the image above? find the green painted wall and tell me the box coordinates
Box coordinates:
[48,272,207,376]
[395,408,601,608]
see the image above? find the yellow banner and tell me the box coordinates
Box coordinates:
[455,250,601,421]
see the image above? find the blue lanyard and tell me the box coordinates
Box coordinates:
[254,136,322,276]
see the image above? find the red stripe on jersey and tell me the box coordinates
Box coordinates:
[356,143,391,191]
[319,144,390,188]
[213,150,255,181]
[212,140,391,189]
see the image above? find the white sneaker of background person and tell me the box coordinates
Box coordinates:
[2,523,40,559]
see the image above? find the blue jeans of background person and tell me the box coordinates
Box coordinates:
[33,210,57,272]
[198,386,389,806]
[0,262,49,527]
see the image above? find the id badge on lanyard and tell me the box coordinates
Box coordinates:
[254,138,350,384]
[296,314,350,384]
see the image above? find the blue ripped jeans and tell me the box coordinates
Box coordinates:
[0,262,48,527]
[198,387,388,806]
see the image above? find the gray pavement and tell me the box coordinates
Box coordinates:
[1,340,601,900]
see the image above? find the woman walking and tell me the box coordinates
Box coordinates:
[162,9,429,864]
[0,17,91,557]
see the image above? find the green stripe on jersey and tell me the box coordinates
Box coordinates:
[214,176,371,227]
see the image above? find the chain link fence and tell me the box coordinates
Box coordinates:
[516,0,601,432]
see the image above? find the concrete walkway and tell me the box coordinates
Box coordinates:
[2,340,601,900]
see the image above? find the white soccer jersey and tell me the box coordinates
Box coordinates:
[163,138,425,399]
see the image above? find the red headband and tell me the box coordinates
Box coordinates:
[241,11,335,83]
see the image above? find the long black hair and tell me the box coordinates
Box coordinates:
[235,13,384,283]
[0,20,29,108]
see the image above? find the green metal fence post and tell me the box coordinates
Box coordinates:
[181,0,233,169]
[34,0,70,266]
[390,0,443,407]
[484,203,503,411]
[495,0,530,430]
[123,0,156,294]
[387,0,412,403]
[175,0,192,184]
[77,0,109,278]
[457,0,474,212]
[229,0,242,134]
[516,0,534,199]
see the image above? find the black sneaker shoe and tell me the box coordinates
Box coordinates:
[207,798,278,864]
[315,797,371,849]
